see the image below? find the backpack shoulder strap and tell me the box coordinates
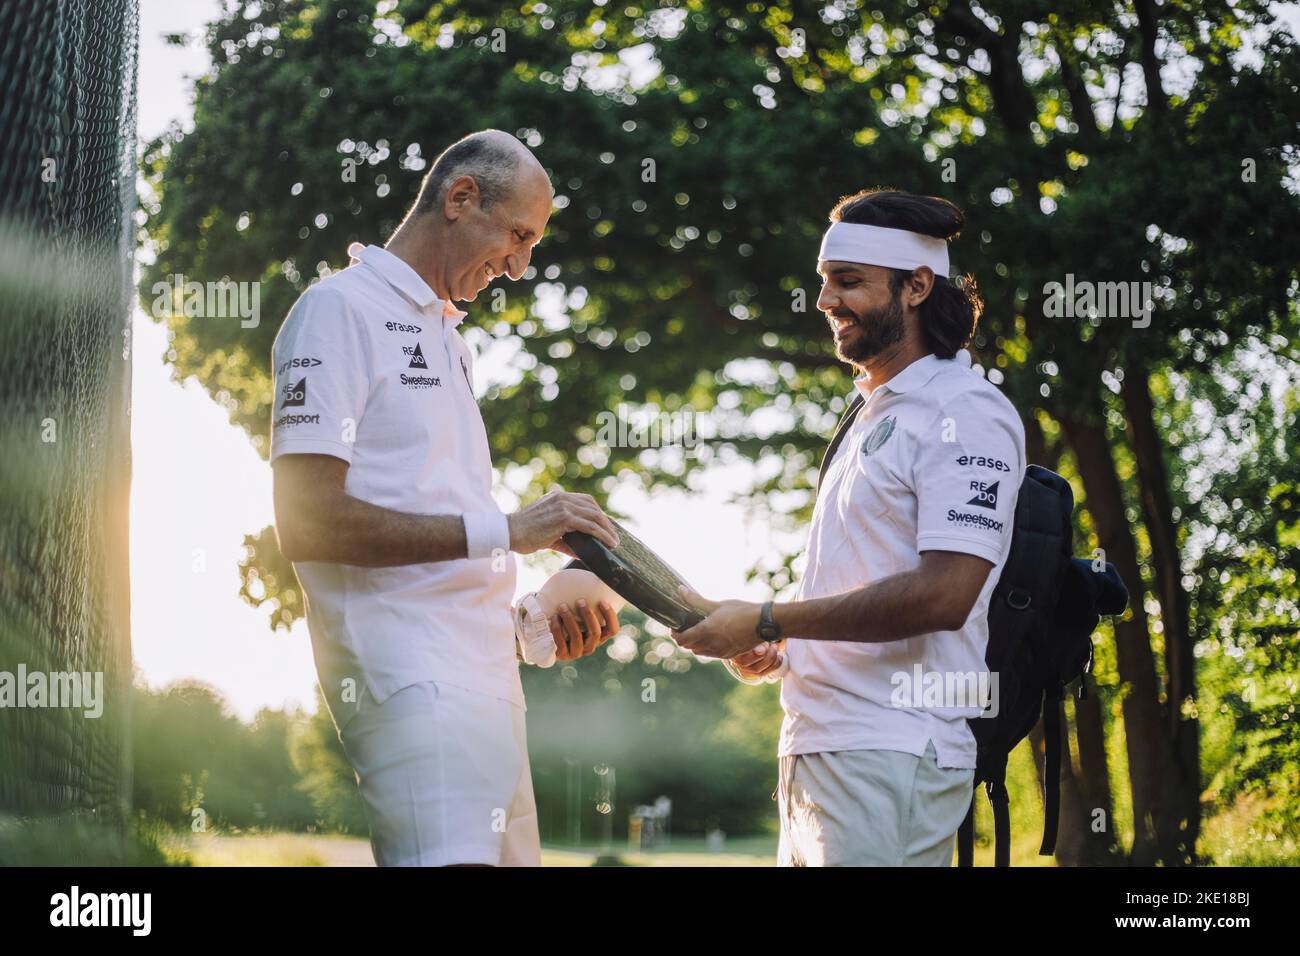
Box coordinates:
[957,766,1013,866]
[815,394,864,495]
[982,753,1013,867]
[956,789,976,866]
[1039,685,1064,857]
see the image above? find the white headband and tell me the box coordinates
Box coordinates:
[818,222,950,277]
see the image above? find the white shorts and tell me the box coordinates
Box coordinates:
[777,741,973,866]
[338,680,540,867]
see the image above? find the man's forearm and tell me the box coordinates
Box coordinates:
[773,569,958,644]
[287,491,483,566]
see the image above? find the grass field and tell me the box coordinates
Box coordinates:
[12,808,1293,864]
[172,832,779,867]
[169,831,1054,866]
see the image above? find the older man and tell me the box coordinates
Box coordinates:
[271,130,620,867]
[675,189,1025,866]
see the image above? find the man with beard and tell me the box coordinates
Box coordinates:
[672,189,1025,866]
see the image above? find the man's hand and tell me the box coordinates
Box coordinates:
[550,600,620,661]
[730,641,784,681]
[671,586,764,660]
[508,490,620,555]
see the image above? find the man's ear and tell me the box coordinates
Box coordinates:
[906,266,936,308]
[442,175,479,221]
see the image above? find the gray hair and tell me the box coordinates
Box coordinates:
[413,130,524,215]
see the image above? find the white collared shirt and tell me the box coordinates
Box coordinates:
[270,243,521,725]
[778,350,1026,769]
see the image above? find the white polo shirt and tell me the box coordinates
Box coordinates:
[270,243,521,727]
[779,350,1026,769]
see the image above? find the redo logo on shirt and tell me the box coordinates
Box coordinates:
[405,342,429,370]
[861,415,897,458]
[280,376,307,408]
[966,479,1000,510]
[399,342,441,388]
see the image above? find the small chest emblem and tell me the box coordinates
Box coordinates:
[861,415,896,458]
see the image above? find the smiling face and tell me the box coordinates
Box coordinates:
[440,165,553,302]
[816,260,908,365]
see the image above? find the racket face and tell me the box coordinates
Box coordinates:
[563,519,705,631]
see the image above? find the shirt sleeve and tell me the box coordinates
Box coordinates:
[912,389,1025,565]
[269,286,371,464]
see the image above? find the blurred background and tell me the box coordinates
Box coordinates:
[2,0,1298,866]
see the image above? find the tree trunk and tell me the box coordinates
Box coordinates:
[1134,0,1168,121]
[1060,410,1168,865]
[1074,675,1121,864]
[1028,706,1089,866]
[1120,371,1200,864]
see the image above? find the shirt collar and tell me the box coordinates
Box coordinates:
[853,349,971,399]
[347,242,468,327]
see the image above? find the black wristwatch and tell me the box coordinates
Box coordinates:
[757,601,781,642]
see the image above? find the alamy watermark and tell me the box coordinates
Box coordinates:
[0,665,104,718]
[595,404,697,449]
[1042,273,1154,329]
[890,665,999,717]
[49,886,150,935]
[151,273,260,329]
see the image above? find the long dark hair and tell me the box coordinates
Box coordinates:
[829,189,983,359]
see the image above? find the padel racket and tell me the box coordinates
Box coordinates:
[563,519,705,631]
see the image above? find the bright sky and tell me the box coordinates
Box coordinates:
[130,0,777,721]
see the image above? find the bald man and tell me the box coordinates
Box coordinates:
[270,130,621,866]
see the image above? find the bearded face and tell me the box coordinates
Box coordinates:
[817,262,907,365]
[827,287,905,364]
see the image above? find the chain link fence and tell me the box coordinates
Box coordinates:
[0,0,138,857]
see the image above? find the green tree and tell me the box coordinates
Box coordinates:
[288,688,369,833]
[132,681,315,829]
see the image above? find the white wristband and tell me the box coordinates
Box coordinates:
[463,511,510,561]
[514,593,557,668]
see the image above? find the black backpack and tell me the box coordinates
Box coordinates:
[817,399,1129,867]
[955,464,1129,866]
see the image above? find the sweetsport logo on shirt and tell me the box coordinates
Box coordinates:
[946,508,1005,533]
